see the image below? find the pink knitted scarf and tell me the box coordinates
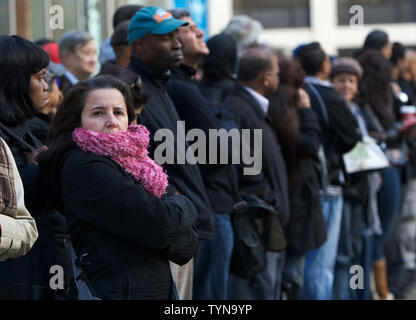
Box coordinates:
[72,125,168,198]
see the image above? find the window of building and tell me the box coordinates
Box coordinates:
[0,0,9,34]
[48,0,81,41]
[338,0,416,25]
[30,0,46,41]
[233,0,310,29]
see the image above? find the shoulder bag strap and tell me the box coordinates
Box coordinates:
[0,122,36,152]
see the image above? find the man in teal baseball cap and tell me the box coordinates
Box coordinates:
[126,6,216,302]
[128,6,188,44]
[127,6,188,72]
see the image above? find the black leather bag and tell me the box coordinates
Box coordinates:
[226,169,287,279]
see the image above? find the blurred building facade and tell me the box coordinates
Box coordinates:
[0,0,415,56]
[216,0,416,56]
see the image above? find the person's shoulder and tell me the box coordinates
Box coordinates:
[26,115,49,129]
[316,84,344,102]
[61,149,124,182]
[64,148,109,165]
[225,84,247,101]
[167,74,192,91]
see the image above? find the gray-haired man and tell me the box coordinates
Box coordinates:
[58,30,97,92]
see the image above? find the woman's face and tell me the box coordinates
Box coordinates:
[29,68,49,111]
[332,72,358,105]
[81,88,129,134]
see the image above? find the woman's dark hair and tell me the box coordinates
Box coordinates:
[268,58,304,182]
[0,35,50,126]
[363,30,389,51]
[97,64,148,108]
[357,49,394,129]
[40,76,136,164]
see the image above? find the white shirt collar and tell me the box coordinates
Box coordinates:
[243,86,270,114]
[64,70,80,85]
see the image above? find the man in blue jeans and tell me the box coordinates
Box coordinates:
[295,43,359,299]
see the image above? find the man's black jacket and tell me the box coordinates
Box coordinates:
[166,64,238,215]
[128,55,215,241]
[303,77,360,186]
[224,84,290,226]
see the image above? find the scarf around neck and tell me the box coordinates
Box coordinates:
[72,125,168,198]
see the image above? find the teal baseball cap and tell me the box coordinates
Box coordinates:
[127,7,188,45]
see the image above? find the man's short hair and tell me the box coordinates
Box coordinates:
[238,47,274,82]
[294,42,326,76]
[58,30,93,62]
[113,5,143,28]
[391,42,405,66]
[169,8,191,20]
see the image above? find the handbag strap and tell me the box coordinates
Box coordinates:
[0,121,36,152]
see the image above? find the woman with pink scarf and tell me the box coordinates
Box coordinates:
[38,76,198,300]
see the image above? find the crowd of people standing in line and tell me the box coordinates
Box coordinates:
[1,4,416,300]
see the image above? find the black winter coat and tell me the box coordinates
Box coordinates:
[40,144,198,300]
[285,108,327,254]
[128,55,215,241]
[224,84,290,226]
[26,113,50,145]
[0,122,71,300]
[303,78,360,186]
[167,64,238,214]
[199,78,236,105]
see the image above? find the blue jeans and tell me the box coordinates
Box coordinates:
[299,194,343,300]
[193,214,234,300]
[333,200,365,300]
[282,254,306,300]
[373,167,401,261]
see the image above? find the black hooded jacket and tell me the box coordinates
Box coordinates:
[167,64,239,214]
[199,33,237,104]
